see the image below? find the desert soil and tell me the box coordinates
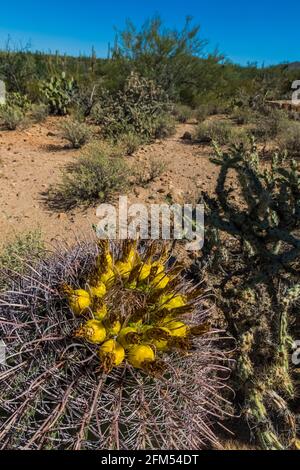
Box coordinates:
[0,117,219,248]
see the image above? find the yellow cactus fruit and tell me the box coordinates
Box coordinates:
[138,263,152,282]
[127,279,137,289]
[151,261,165,274]
[93,299,107,321]
[158,293,187,310]
[89,282,107,298]
[163,320,187,338]
[99,268,115,287]
[127,344,155,369]
[104,251,113,268]
[115,261,133,279]
[75,319,106,344]
[99,339,125,367]
[114,242,139,279]
[62,284,91,316]
[107,320,122,336]
[143,326,171,351]
[97,240,113,267]
[151,272,170,290]
[118,326,140,348]
[126,247,137,266]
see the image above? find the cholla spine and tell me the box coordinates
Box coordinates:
[201,142,300,449]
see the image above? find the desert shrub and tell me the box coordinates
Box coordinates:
[119,131,143,155]
[194,121,212,143]
[73,82,100,117]
[197,143,300,449]
[195,104,210,123]
[0,230,44,290]
[250,109,288,141]
[46,143,128,210]
[195,120,233,145]
[0,105,25,130]
[6,91,31,112]
[172,103,192,123]
[135,157,166,186]
[195,100,229,120]
[276,120,300,153]
[30,103,49,123]
[92,72,170,140]
[60,118,91,149]
[0,239,228,449]
[231,106,254,125]
[153,114,176,139]
[228,127,251,149]
[39,73,77,115]
[206,100,228,115]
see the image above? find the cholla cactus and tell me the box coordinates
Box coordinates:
[0,240,228,450]
[199,142,300,449]
[92,72,170,139]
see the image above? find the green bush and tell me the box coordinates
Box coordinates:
[276,120,300,153]
[92,72,170,140]
[228,127,251,149]
[60,118,91,148]
[0,105,25,130]
[153,114,176,139]
[73,82,101,117]
[119,131,143,155]
[6,91,31,112]
[231,106,254,125]
[46,143,129,210]
[173,103,192,123]
[206,100,228,115]
[195,120,233,145]
[30,103,49,123]
[195,104,210,123]
[134,157,166,186]
[250,109,288,141]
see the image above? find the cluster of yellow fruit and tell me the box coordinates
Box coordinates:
[61,241,199,373]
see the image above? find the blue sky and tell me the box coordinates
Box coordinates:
[0,0,299,66]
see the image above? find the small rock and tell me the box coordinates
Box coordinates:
[181,131,192,141]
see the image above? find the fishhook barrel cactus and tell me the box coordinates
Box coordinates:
[0,239,229,450]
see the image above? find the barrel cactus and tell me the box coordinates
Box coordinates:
[0,240,228,450]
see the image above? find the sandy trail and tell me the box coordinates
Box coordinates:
[0,119,218,247]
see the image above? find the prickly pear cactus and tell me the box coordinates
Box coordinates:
[0,240,228,450]
[39,72,76,115]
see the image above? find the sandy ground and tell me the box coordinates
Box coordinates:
[0,117,219,247]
